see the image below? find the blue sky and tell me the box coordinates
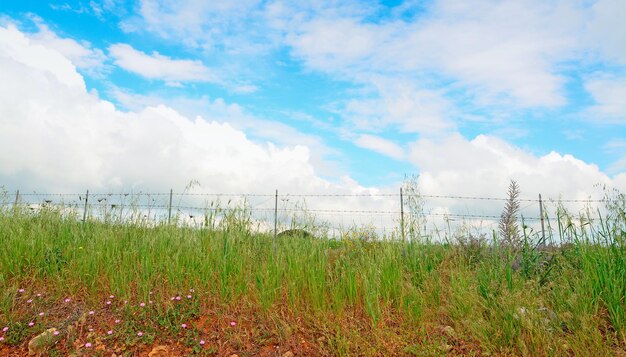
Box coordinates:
[0,0,625,207]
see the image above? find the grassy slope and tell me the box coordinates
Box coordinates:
[0,207,625,356]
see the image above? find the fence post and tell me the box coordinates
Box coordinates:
[168,188,173,225]
[273,189,278,258]
[13,189,19,214]
[539,193,546,248]
[400,187,405,242]
[82,190,89,223]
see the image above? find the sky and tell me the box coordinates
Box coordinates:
[0,0,625,231]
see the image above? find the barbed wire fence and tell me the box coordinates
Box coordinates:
[2,188,608,243]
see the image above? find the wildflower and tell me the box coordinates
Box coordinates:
[53,331,60,336]
[149,300,153,304]
[27,299,32,303]
[181,324,187,328]
[89,311,94,315]
[85,342,92,348]
[170,297,175,301]
[38,312,44,316]
[124,300,128,304]
[18,289,25,293]
[200,340,205,345]
[28,322,34,327]
[2,327,8,332]
[107,330,113,335]
[114,319,120,324]
[137,331,143,337]
[88,328,94,332]
[36,293,42,297]
[109,295,114,299]
[139,302,146,307]
[230,321,236,326]
[0,336,4,342]
[186,295,192,299]
[106,301,112,305]
[64,298,71,303]
[189,289,194,293]
[175,296,181,301]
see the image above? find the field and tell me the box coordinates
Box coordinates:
[0,197,625,356]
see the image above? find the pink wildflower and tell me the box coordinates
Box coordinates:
[27,299,32,303]
[28,322,34,327]
[89,311,94,315]
[200,340,205,345]
[38,312,44,316]
[114,319,120,324]
[64,298,71,303]
[181,324,187,328]
[18,289,25,293]
[36,293,42,297]
[189,289,194,293]
[106,301,111,305]
[53,331,60,336]
[109,295,114,299]
[107,330,113,335]
[137,331,143,337]
[230,321,236,326]
[0,336,4,342]
[175,296,181,301]
[139,302,146,307]
[2,327,8,332]
[187,295,192,299]
[85,342,92,348]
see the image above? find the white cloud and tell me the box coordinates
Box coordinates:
[584,73,626,123]
[109,43,217,83]
[28,22,107,74]
[587,0,626,64]
[0,24,357,199]
[354,134,405,161]
[409,133,624,222]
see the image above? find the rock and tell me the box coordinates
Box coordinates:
[283,351,295,357]
[148,346,169,357]
[229,355,239,357]
[28,328,60,356]
[442,325,457,339]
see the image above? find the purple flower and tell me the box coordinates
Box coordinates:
[106,301,112,305]
[28,322,34,327]
[114,319,120,324]
[64,298,71,303]
[85,342,92,348]
[230,321,236,326]
[2,327,8,332]
[109,295,114,299]
[181,323,187,328]
[89,311,94,315]
[27,299,32,303]
[187,295,192,299]
[107,330,113,335]
[0,336,4,342]
[137,331,143,337]
[139,302,146,307]
[18,289,25,293]
[200,340,205,345]
[175,296,181,301]
[53,330,60,336]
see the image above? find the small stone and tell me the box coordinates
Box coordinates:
[148,346,169,357]
[283,352,295,357]
[28,328,61,355]
[442,325,457,339]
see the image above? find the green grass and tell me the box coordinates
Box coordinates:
[0,198,625,356]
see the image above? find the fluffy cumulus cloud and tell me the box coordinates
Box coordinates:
[409,134,625,222]
[0,24,373,203]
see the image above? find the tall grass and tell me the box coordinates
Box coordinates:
[0,195,624,356]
